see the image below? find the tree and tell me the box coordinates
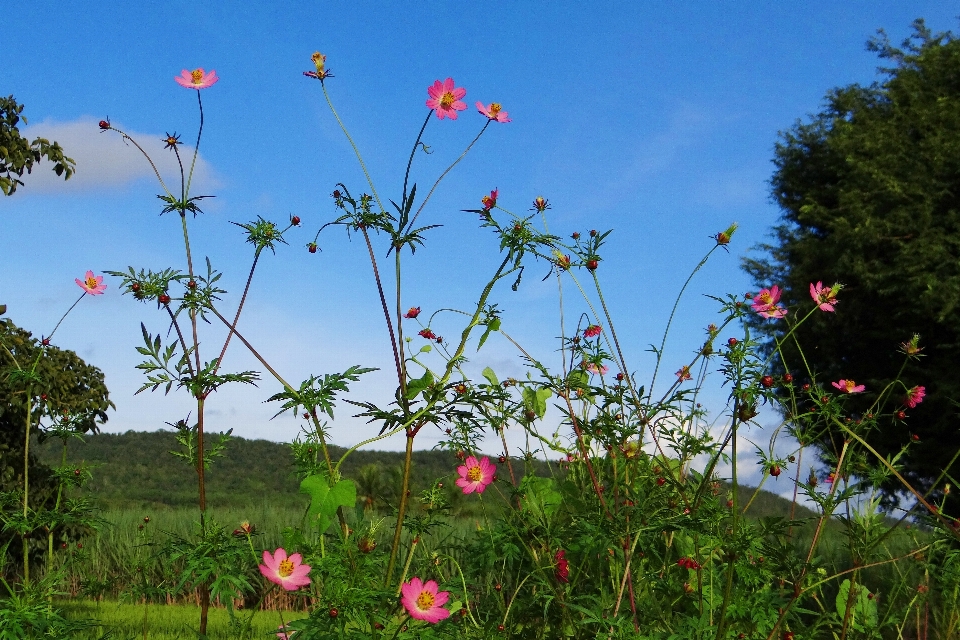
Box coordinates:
[0,316,113,572]
[743,20,960,511]
[0,95,75,196]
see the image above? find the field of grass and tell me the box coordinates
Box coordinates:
[58,598,308,640]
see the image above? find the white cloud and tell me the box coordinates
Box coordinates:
[16,117,220,194]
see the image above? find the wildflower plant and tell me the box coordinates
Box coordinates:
[42,49,960,640]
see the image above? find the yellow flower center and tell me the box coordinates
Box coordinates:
[756,291,772,304]
[312,52,326,72]
[467,466,482,482]
[416,591,435,610]
[489,103,502,116]
[440,91,456,109]
[278,559,295,577]
[844,380,856,392]
[85,276,98,289]
[191,69,204,84]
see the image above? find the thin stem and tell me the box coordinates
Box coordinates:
[44,293,85,346]
[385,432,416,586]
[395,536,419,596]
[214,251,261,376]
[208,306,295,392]
[108,127,174,197]
[402,112,433,205]
[320,82,384,212]
[649,246,718,397]
[184,91,203,199]
[22,387,33,585]
[361,227,403,388]
[407,120,490,229]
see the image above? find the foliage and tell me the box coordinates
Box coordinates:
[0,96,75,196]
[742,20,960,510]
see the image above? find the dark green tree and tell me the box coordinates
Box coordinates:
[743,20,960,511]
[0,316,113,572]
[0,95,75,196]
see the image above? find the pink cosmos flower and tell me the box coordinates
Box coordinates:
[583,324,602,338]
[175,68,219,90]
[905,385,926,408]
[259,548,311,591]
[75,271,107,295]
[401,577,451,623]
[276,625,297,639]
[751,285,787,319]
[585,362,609,375]
[809,281,839,312]
[676,365,692,382]
[456,455,496,494]
[476,101,511,123]
[555,549,569,583]
[426,78,467,120]
[831,379,866,394]
[404,306,421,319]
[481,189,498,210]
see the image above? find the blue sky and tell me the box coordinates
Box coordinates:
[3,3,957,493]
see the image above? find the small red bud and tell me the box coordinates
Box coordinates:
[495,583,502,591]
[524,409,537,421]
[159,294,171,305]
[61,542,68,549]
[498,625,505,631]
[802,383,811,391]
[76,543,82,549]
[770,465,781,477]
[586,259,599,271]
[761,376,774,388]
[98,120,110,130]
[656,477,665,486]
[456,450,465,460]
[131,282,141,292]
[726,499,734,508]
[291,216,301,226]
[144,517,150,523]
[329,608,338,618]
[616,372,625,381]
[187,280,196,289]
[783,373,793,383]
[41,338,51,346]
[74,469,81,476]
[571,232,580,239]
[897,411,906,420]
[912,434,920,441]
[727,337,737,347]
[589,229,597,237]
[498,456,506,463]
[307,243,318,253]
[788,455,796,462]
[303,412,310,419]
[40,394,47,401]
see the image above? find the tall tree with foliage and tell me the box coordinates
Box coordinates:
[743,20,960,510]
[0,95,75,196]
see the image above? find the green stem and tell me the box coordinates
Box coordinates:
[213,250,261,376]
[320,82,384,212]
[22,386,32,585]
[386,433,416,586]
[184,90,204,199]
[407,120,490,229]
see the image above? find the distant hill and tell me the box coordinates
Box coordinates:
[35,430,485,510]
[35,430,819,520]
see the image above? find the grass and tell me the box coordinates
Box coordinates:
[58,598,308,639]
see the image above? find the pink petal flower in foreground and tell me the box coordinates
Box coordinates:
[401,577,451,623]
[831,379,865,394]
[175,68,219,90]
[426,78,467,120]
[809,281,839,312]
[905,385,926,409]
[259,548,311,591]
[476,101,511,122]
[456,456,496,494]
[276,625,297,639]
[751,285,788,319]
[75,270,107,295]
[583,324,602,338]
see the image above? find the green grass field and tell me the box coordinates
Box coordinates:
[58,598,308,639]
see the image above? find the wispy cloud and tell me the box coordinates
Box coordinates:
[17,117,221,194]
